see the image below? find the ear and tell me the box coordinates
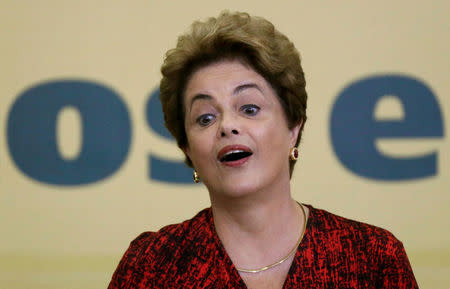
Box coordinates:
[181,145,191,160]
[182,142,195,167]
[289,120,303,147]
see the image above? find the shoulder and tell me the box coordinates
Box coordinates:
[302,204,418,287]
[130,207,213,263]
[108,208,215,288]
[307,205,418,287]
[307,204,399,241]
[305,204,405,261]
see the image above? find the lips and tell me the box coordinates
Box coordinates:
[217,145,253,166]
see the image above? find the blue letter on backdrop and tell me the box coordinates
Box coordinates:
[7,80,131,185]
[146,88,194,183]
[330,75,444,180]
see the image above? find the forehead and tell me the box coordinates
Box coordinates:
[184,60,269,101]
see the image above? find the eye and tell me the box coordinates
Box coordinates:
[240,104,260,116]
[196,114,215,126]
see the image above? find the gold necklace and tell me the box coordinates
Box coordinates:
[235,203,307,273]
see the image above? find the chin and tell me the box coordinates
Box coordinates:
[208,173,269,200]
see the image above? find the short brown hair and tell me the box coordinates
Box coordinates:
[160,11,307,175]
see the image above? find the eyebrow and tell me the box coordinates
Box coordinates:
[189,93,212,111]
[189,82,263,110]
[233,83,263,95]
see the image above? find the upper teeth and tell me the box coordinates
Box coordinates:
[223,150,245,157]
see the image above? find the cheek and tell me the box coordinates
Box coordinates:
[253,124,291,162]
[257,121,290,145]
[186,129,215,164]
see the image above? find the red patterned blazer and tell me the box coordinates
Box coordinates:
[108,204,418,288]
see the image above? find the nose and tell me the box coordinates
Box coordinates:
[218,112,240,138]
[221,129,239,137]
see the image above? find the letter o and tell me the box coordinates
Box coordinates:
[7,80,132,185]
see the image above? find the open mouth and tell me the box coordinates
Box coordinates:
[220,150,253,162]
[217,145,253,165]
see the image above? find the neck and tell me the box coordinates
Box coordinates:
[209,167,293,233]
[211,189,294,234]
[209,185,304,271]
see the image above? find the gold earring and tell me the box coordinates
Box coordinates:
[193,170,200,183]
[289,147,299,161]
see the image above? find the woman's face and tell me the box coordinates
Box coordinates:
[183,60,300,199]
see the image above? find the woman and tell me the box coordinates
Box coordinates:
[109,11,418,289]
